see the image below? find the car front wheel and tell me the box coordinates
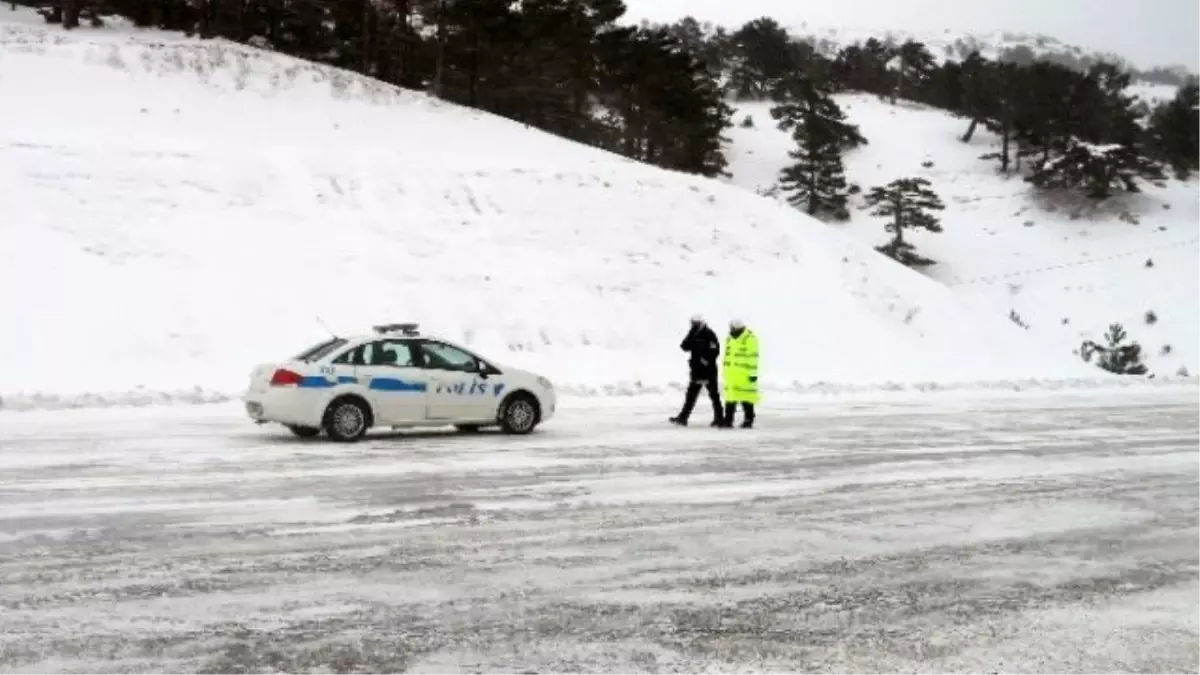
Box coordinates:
[323,398,371,442]
[499,393,539,435]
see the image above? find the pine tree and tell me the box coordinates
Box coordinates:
[832,38,892,96]
[957,51,992,142]
[594,25,732,176]
[665,15,722,74]
[429,0,519,108]
[1079,62,1142,145]
[1026,139,1166,200]
[1009,61,1081,171]
[776,134,851,220]
[976,60,1022,173]
[864,177,945,267]
[727,17,796,100]
[501,0,595,138]
[924,58,964,112]
[1147,82,1200,179]
[1081,323,1148,375]
[1022,61,1167,199]
[769,77,865,219]
[890,39,935,103]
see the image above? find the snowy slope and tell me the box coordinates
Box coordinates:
[0,9,1109,405]
[726,95,1200,377]
[790,24,1133,71]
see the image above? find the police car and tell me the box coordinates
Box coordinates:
[242,323,556,442]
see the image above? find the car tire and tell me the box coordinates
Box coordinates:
[323,397,371,443]
[286,424,321,438]
[499,393,539,435]
[454,424,482,433]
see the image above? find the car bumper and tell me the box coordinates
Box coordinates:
[243,389,323,427]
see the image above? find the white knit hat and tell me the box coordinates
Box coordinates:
[690,313,704,323]
[730,318,745,329]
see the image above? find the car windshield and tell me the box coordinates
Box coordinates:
[292,337,348,362]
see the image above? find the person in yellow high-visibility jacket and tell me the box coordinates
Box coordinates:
[721,318,759,428]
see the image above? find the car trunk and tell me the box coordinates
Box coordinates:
[247,363,279,395]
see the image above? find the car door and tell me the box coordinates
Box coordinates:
[338,339,427,425]
[415,340,496,422]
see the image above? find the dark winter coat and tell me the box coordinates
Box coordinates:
[681,323,721,380]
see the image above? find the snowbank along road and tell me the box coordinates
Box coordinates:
[0,390,1197,673]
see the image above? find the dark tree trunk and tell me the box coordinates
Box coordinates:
[398,0,410,83]
[360,0,370,74]
[999,115,1011,173]
[197,0,214,38]
[467,28,479,107]
[961,117,978,143]
[62,0,80,29]
[432,0,446,97]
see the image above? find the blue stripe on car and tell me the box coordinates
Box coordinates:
[298,376,335,388]
[368,378,427,393]
[297,376,357,388]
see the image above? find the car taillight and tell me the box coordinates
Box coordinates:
[270,368,304,387]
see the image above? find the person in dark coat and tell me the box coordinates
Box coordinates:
[670,314,724,426]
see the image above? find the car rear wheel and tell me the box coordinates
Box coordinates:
[323,398,370,443]
[499,393,539,435]
[286,424,321,438]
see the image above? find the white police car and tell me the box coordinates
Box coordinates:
[242,323,556,442]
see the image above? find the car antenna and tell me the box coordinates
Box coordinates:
[315,315,339,339]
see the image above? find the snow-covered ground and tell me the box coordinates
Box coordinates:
[726,94,1200,378]
[0,6,1133,409]
[1128,81,1185,108]
[0,388,1196,672]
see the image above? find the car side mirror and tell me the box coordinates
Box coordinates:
[474,360,489,378]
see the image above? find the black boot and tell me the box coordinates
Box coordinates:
[740,403,755,429]
[669,416,687,426]
[718,402,736,428]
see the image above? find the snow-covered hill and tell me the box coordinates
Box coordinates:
[726,95,1199,378]
[794,24,1114,64]
[0,8,1119,407]
[785,23,1195,82]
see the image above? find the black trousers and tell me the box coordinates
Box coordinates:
[678,376,723,423]
[724,401,756,426]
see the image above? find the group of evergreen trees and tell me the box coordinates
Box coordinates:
[687,17,1197,267]
[716,17,1198,205]
[15,2,1199,239]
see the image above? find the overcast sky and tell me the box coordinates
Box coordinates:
[620,0,1198,70]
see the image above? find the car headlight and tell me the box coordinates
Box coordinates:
[537,376,553,390]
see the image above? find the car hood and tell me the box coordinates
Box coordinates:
[495,363,547,382]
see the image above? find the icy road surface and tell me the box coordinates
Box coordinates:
[0,390,1197,673]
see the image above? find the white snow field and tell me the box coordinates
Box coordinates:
[0,6,1129,410]
[0,388,1196,672]
[727,94,1200,379]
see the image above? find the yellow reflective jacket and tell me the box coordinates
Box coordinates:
[722,329,760,404]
